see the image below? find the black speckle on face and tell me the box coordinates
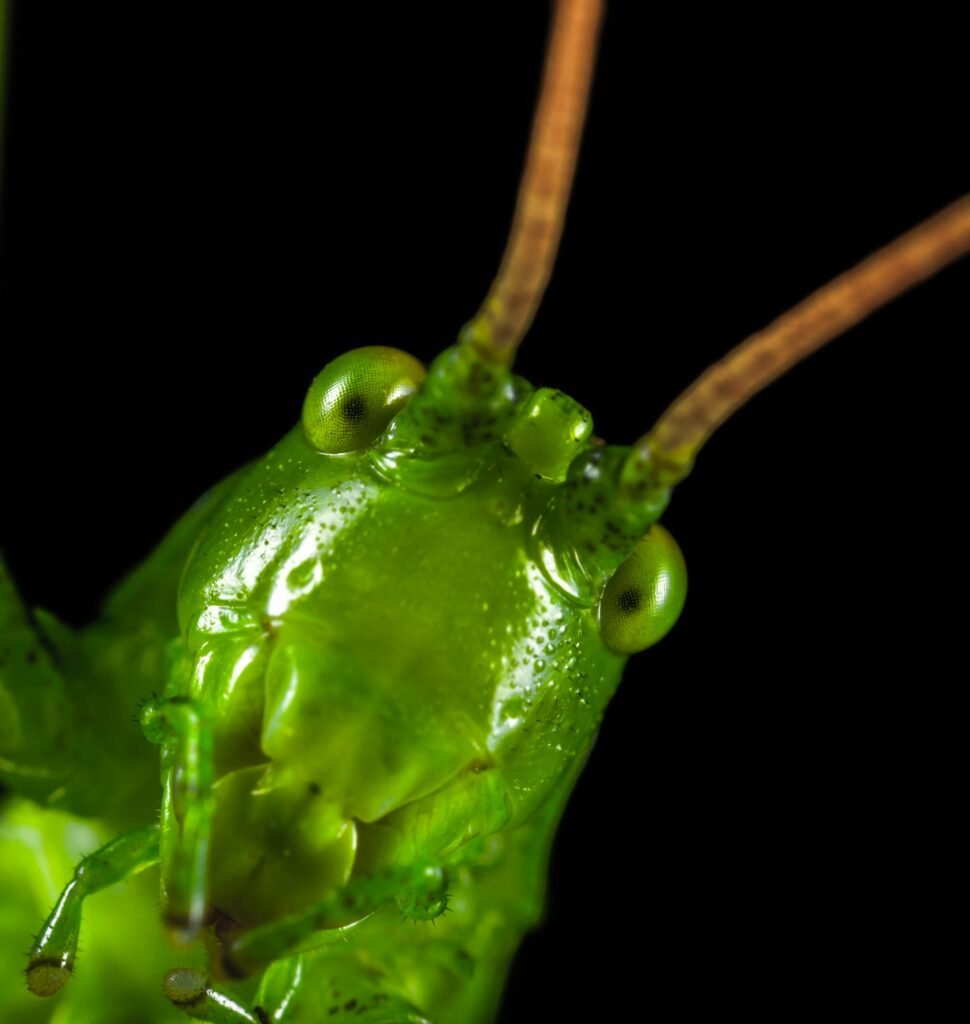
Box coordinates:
[617,587,642,614]
[341,395,367,422]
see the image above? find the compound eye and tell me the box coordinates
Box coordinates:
[302,346,426,453]
[599,524,687,654]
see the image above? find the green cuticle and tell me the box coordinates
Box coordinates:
[532,445,672,601]
[599,524,688,655]
[371,343,540,497]
[302,347,427,455]
[503,388,593,483]
[384,344,532,457]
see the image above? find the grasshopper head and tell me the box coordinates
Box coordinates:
[174,342,685,926]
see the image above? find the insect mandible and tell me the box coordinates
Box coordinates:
[1,0,970,1015]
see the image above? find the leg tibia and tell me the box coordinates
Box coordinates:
[26,825,160,997]
[221,864,448,980]
[164,969,263,1023]
[141,696,214,939]
[163,958,430,1023]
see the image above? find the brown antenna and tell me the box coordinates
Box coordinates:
[462,0,605,365]
[628,195,970,488]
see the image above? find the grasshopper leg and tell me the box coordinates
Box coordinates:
[141,695,214,940]
[164,958,430,1023]
[219,863,448,980]
[163,968,265,1023]
[25,824,160,997]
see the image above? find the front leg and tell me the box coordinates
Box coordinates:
[164,955,431,1023]
[25,825,160,996]
[219,862,449,980]
[141,696,214,939]
[162,968,264,1024]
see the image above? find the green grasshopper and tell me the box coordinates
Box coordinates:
[1,4,970,1019]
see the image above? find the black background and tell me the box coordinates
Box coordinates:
[2,1,969,1019]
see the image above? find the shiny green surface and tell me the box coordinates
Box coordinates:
[0,344,683,1021]
[599,524,687,654]
[302,347,427,454]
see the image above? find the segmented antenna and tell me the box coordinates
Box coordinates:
[629,195,970,486]
[462,0,605,365]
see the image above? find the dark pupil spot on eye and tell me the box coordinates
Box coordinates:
[617,587,642,614]
[341,394,367,423]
